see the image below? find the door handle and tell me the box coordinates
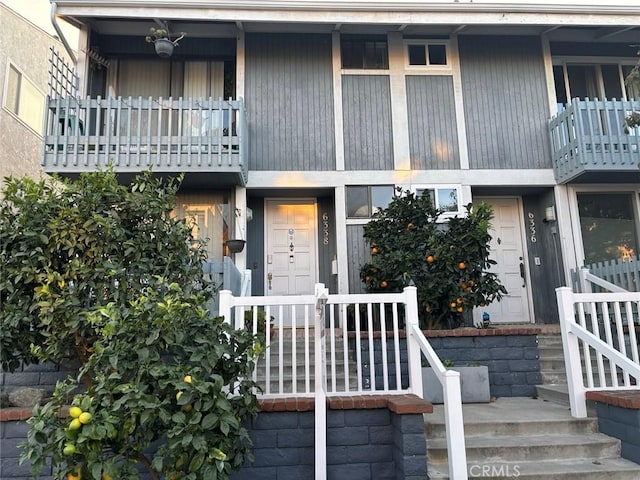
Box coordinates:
[267,272,272,290]
[519,262,526,287]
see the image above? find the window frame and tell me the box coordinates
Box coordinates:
[569,184,640,268]
[345,185,395,223]
[551,56,639,104]
[340,34,390,73]
[404,40,452,74]
[411,184,464,220]
[2,61,45,135]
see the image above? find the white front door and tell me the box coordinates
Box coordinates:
[265,199,318,320]
[473,198,532,324]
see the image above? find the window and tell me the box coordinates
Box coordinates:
[552,60,638,111]
[577,192,638,265]
[346,185,394,218]
[341,35,389,70]
[3,64,44,133]
[414,185,462,218]
[405,41,449,69]
[173,192,230,262]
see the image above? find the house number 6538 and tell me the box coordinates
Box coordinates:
[322,213,329,245]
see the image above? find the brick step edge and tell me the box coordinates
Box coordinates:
[258,394,433,414]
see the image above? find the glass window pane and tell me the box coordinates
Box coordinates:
[173,192,229,261]
[341,39,362,69]
[416,188,436,208]
[623,65,640,100]
[601,64,623,100]
[578,193,638,264]
[341,35,388,69]
[5,66,20,114]
[366,40,388,69]
[437,188,458,212]
[19,78,44,133]
[553,65,567,110]
[408,44,427,65]
[567,65,599,99]
[347,186,370,217]
[428,44,447,65]
[371,186,393,214]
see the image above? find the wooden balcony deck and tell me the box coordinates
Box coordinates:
[549,99,640,184]
[42,96,248,186]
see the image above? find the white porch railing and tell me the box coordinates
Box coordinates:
[41,95,248,184]
[577,258,640,293]
[556,286,640,418]
[218,284,468,480]
[549,98,640,184]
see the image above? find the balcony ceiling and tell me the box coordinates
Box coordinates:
[82,17,640,43]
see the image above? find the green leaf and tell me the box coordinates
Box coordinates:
[201,413,218,430]
[189,452,205,472]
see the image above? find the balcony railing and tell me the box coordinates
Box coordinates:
[42,96,248,185]
[549,99,640,184]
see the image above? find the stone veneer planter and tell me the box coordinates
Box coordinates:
[422,365,491,403]
[0,395,432,480]
[357,326,545,398]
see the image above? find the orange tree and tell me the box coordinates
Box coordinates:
[1,171,260,479]
[360,190,506,329]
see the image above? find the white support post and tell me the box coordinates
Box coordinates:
[579,267,592,294]
[314,283,329,480]
[218,289,233,327]
[442,370,468,480]
[556,287,587,418]
[404,286,423,396]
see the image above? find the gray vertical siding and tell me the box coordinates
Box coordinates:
[245,33,335,171]
[522,191,564,324]
[406,76,460,170]
[317,196,338,294]
[346,224,371,293]
[342,75,394,170]
[247,197,265,295]
[459,36,551,169]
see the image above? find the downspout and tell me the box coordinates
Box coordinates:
[50,2,77,64]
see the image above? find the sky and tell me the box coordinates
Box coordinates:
[1,0,79,49]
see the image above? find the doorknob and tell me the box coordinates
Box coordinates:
[267,272,272,290]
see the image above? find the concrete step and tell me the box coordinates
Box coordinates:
[427,458,640,480]
[425,398,640,479]
[535,384,599,416]
[541,371,567,384]
[428,432,620,464]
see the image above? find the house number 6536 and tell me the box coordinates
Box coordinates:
[528,212,537,243]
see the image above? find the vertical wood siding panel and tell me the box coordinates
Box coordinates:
[342,75,394,170]
[406,76,460,170]
[246,197,265,295]
[346,224,370,294]
[245,33,335,171]
[459,36,551,170]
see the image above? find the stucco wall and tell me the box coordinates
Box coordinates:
[0,5,70,182]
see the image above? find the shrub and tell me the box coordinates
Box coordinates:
[1,171,260,479]
[360,190,506,329]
